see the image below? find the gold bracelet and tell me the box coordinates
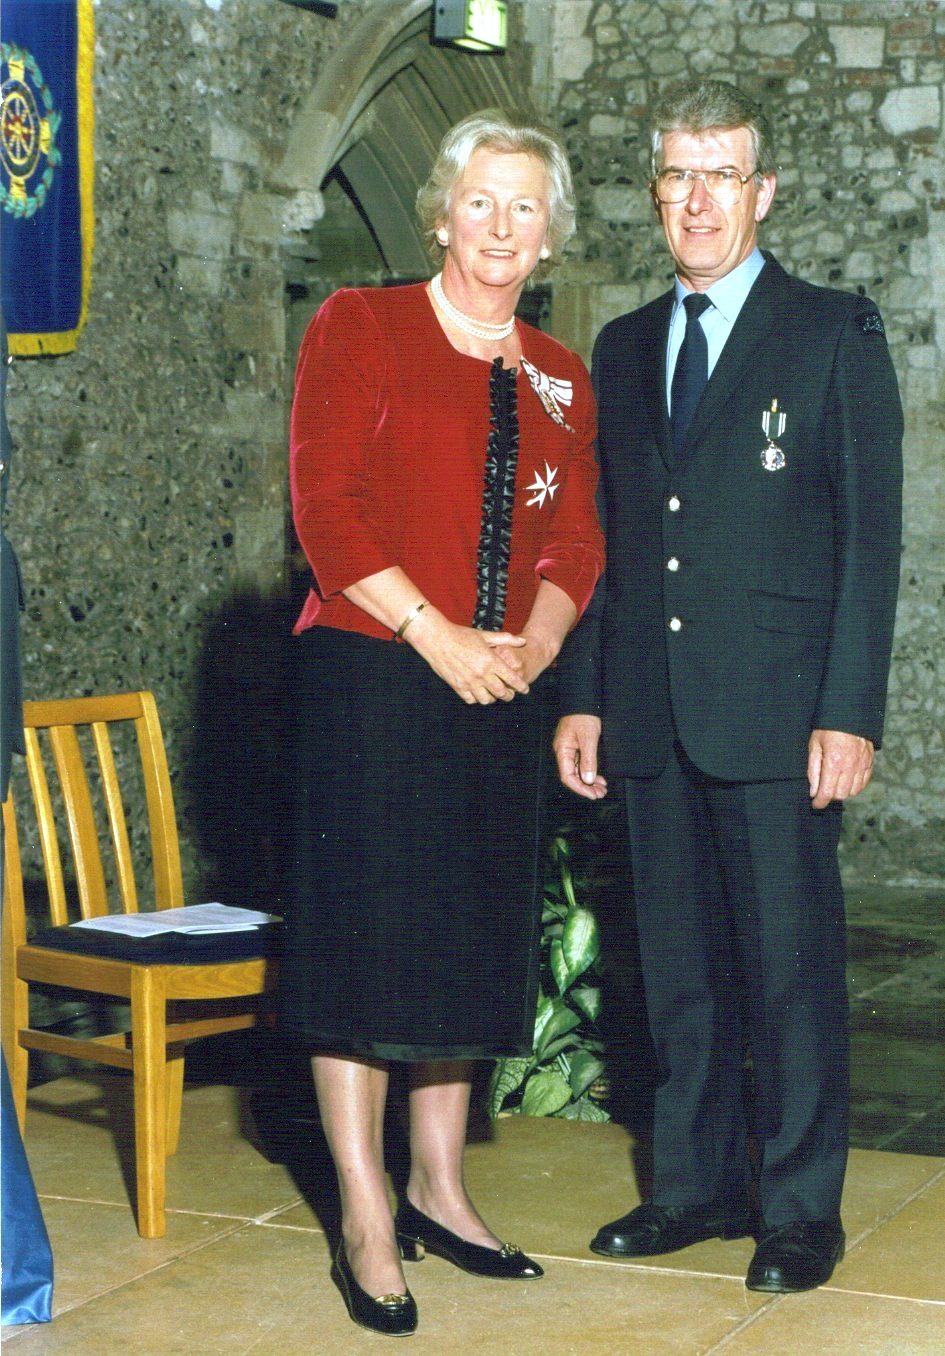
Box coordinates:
[396,599,428,640]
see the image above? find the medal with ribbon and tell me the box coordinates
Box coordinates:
[761,399,786,471]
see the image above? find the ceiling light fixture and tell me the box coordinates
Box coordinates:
[431,0,507,54]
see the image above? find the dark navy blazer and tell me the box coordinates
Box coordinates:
[558,253,903,782]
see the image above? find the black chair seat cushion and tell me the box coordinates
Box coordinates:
[30,921,283,965]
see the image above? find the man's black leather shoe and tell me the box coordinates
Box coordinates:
[589,1201,756,1258]
[745,1220,845,1293]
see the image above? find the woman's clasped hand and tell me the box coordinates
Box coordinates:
[404,607,529,704]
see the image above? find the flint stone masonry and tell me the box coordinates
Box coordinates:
[544,0,944,887]
[166,207,233,259]
[553,34,594,81]
[880,83,942,133]
[592,186,653,222]
[4,0,338,898]
[741,21,809,55]
[210,121,263,169]
[829,25,886,68]
[4,0,944,897]
[239,192,295,245]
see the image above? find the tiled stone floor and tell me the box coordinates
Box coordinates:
[845,887,945,1156]
[3,1083,943,1355]
[4,884,943,1354]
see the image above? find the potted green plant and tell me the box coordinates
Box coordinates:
[489,831,609,1122]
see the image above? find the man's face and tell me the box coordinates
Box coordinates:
[655,127,777,291]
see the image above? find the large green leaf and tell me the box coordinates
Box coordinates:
[534,999,581,1056]
[560,860,578,910]
[520,1068,571,1117]
[538,1033,581,1062]
[549,937,570,995]
[532,991,555,1048]
[487,1057,532,1117]
[556,1095,611,1122]
[571,984,602,1022]
[568,1049,606,1100]
[562,906,599,974]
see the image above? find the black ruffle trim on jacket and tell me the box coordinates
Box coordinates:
[473,358,519,630]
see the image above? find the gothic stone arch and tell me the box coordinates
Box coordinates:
[274,0,528,275]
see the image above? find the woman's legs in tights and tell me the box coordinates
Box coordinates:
[311,1053,406,1298]
[313,1055,505,1298]
[406,1060,502,1249]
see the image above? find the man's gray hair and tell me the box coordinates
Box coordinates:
[650,79,777,180]
[416,108,576,267]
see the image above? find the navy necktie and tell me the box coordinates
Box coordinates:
[670,292,712,456]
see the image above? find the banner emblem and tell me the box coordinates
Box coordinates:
[1,44,61,218]
[1,0,95,355]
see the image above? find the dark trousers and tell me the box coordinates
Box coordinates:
[624,742,848,1226]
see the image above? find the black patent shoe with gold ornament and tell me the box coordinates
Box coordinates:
[395,1198,544,1279]
[332,1241,418,1337]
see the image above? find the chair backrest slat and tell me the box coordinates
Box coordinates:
[135,693,184,911]
[91,719,139,914]
[48,724,110,919]
[23,727,72,926]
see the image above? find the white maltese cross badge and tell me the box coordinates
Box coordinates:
[526,461,559,508]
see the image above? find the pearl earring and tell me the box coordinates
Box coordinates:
[436,230,449,246]
[540,247,550,260]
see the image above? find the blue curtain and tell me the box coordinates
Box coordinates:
[1,1052,53,1324]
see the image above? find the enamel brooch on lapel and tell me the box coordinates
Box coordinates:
[521,356,575,432]
[760,399,786,471]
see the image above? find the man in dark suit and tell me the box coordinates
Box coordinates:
[554,79,902,1294]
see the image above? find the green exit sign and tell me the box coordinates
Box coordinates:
[433,0,508,53]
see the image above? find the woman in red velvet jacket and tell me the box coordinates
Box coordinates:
[281,109,604,1337]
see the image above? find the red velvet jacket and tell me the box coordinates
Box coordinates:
[290,284,604,640]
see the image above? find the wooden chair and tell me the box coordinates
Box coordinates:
[1,691,279,1237]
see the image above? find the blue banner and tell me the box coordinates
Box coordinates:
[1,0,94,355]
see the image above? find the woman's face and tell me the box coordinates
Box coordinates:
[440,146,551,293]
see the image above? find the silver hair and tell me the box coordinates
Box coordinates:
[416,108,576,268]
[649,79,777,180]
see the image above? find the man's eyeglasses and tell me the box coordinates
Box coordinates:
[652,167,756,207]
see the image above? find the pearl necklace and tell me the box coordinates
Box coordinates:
[430,272,516,342]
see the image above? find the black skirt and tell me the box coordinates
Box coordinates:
[278,625,551,1061]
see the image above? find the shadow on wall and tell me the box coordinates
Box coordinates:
[186,588,298,917]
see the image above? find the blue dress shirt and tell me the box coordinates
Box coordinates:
[666,248,766,414]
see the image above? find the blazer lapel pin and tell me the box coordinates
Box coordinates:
[761,399,786,471]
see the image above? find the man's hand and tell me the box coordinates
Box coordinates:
[553,714,608,800]
[807,729,874,809]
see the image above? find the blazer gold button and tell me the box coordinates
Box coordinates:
[667,557,680,571]
[668,496,681,511]
[668,616,682,631]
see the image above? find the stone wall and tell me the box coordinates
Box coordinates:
[4,0,353,905]
[4,0,943,901]
[538,0,944,886]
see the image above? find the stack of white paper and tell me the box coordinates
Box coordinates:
[70,903,279,938]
